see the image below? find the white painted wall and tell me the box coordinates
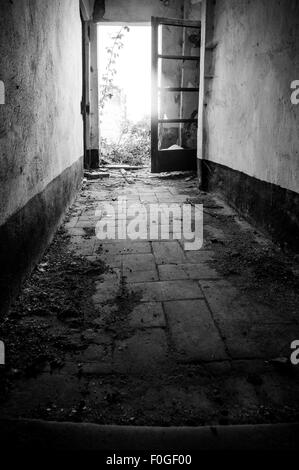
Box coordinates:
[0,0,83,225]
[203,0,299,193]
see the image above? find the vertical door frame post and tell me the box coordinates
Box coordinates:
[151,17,159,173]
[80,0,100,169]
[197,0,217,187]
[82,20,91,168]
[89,22,100,168]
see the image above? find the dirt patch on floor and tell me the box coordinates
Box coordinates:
[0,219,107,403]
[188,192,299,319]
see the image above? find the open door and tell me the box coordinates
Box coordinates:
[151,17,201,173]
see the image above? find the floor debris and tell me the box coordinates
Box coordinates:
[84,171,110,180]
[1,171,299,426]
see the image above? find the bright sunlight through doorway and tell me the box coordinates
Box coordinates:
[98,25,151,166]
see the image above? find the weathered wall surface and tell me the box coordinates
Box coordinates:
[0,0,83,227]
[203,0,299,193]
[0,0,84,312]
[94,0,186,22]
[94,0,201,23]
[200,0,299,250]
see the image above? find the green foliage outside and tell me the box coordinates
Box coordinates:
[100,117,150,166]
[99,27,150,166]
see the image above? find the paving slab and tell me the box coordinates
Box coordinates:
[122,253,156,272]
[113,329,168,373]
[129,280,204,302]
[158,263,220,281]
[164,300,228,362]
[201,280,299,358]
[98,241,151,255]
[140,195,158,203]
[123,270,159,283]
[80,344,112,363]
[129,302,166,328]
[156,195,188,203]
[158,264,189,281]
[75,219,96,229]
[201,279,297,324]
[184,263,220,279]
[220,322,299,359]
[96,253,123,268]
[152,241,186,265]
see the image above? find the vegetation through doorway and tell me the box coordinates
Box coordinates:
[98,24,151,167]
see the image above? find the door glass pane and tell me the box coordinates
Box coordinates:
[184,26,201,56]
[158,58,200,89]
[159,25,201,57]
[158,122,197,150]
[158,90,199,120]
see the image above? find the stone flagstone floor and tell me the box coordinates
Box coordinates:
[1,170,299,426]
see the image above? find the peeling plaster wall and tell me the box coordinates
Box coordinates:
[204,0,299,193]
[0,0,83,226]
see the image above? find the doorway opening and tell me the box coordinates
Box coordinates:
[98,24,151,168]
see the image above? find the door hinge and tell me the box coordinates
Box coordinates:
[81,101,90,115]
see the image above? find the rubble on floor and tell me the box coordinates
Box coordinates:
[1,170,299,426]
[84,170,110,180]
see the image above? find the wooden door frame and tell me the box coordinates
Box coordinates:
[80,1,100,170]
[151,16,201,173]
[80,2,91,169]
